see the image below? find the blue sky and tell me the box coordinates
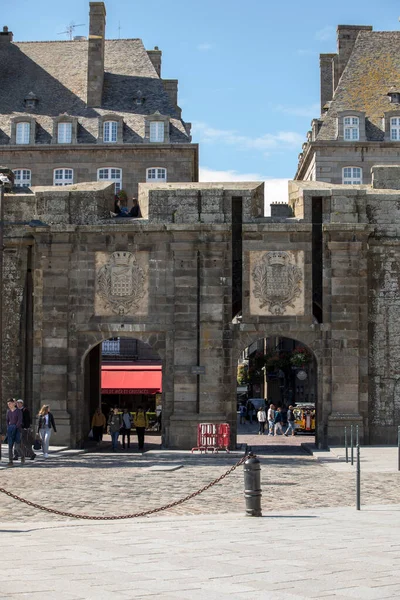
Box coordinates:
[9,0,400,209]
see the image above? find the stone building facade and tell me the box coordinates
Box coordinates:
[0,2,197,196]
[2,167,400,448]
[296,25,400,187]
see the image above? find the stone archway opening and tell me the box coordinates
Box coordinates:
[84,336,163,450]
[236,335,317,444]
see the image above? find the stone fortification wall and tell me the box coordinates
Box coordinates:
[3,172,400,447]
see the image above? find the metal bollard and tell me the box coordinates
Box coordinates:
[398,426,400,472]
[356,441,361,510]
[244,453,262,517]
[344,427,348,463]
[350,425,354,466]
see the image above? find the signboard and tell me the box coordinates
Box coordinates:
[296,370,308,381]
[102,389,158,395]
[191,366,206,375]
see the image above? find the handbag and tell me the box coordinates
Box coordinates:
[88,428,94,439]
[33,437,42,450]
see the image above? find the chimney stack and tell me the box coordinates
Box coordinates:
[147,46,162,77]
[87,2,106,107]
[319,54,335,113]
[0,26,13,43]
[334,25,372,88]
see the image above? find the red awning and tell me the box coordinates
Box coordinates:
[101,365,162,395]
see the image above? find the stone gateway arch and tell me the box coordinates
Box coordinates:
[2,167,400,447]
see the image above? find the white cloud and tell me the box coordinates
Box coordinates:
[315,26,335,41]
[197,42,214,51]
[275,102,320,118]
[199,167,289,215]
[193,122,303,152]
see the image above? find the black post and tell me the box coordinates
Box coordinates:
[356,441,361,510]
[344,426,348,463]
[244,453,262,517]
[0,183,3,461]
[398,425,400,472]
[350,425,354,466]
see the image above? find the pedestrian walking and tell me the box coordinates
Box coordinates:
[108,407,122,451]
[239,404,247,425]
[257,406,267,434]
[284,405,296,436]
[247,401,255,424]
[267,403,275,436]
[37,405,57,458]
[91,407,106,443]
[134,406,148,452]
[14,399,36,461]
[5,398,22,467]
[121,408,133,449]
[274,407,284,435]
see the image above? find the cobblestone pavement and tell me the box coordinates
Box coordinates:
[0,419,399,522]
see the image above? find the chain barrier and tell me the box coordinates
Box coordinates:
[0,454,248,520]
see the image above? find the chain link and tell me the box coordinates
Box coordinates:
[0,455,248,520]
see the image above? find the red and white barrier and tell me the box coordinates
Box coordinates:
[191,423,230,453]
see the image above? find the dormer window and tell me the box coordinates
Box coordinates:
[145,112,169,143]
[16,122,30,144]
[98,115,123,144]
[134,90,145,105]
[53,115,77,144]
[103,121,118,143]
[344,116,359,141]
[390,117,400,140]
[388,92,400,104]
[150,121,164,142]
[11,117,36,145]
[337,111,365,142]
[58,122,72,144]
[24,91,38,110]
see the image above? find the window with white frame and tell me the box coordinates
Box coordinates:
[13,169,31,188]
[57,122,72,144]
[103,121,118,143]
[16,122,30,145]
[146,167,167,182]
[97,167,122,193]
[53,168,73,186]
[390,117,400,140]
[342,167,362,185]
[343,116,359,141]
[149,121,165,142]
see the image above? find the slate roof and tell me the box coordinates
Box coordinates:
[317,31,400,142]
[0,39,190,144]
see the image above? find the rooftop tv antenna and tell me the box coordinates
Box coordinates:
[58,22,85,40]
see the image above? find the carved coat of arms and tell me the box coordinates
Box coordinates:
[97,252,145,315]
[252,251,303,315]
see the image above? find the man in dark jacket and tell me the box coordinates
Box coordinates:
[14,399,36,461]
